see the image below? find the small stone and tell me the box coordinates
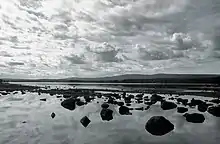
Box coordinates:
[101,103,109,109]
[177,107,188,113]
[51,112,56,119]
[100,109,113,121]
[80,116,91,127]
[40,98,46,102]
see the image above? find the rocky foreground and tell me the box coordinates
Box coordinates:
[1,82,220,136]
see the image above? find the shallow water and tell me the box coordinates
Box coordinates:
[0,90,220,144]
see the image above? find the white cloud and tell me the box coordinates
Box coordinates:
[0,0,219,78]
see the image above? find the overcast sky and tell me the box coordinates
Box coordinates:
[0,0,220,78]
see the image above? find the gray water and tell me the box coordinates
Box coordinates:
[1,0,220,78]
[0,91,220,144]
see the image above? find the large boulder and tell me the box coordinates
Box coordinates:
[145,116,174,136]
[183,113,205,123]
[161,101,177,110]
[100,109,113,121]
[119,106,131,115]
[177,107,188,113]
[208,105,220,117]
[61,98,76,110]
[80,116,91,127]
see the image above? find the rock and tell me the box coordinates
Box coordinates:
[51,112,56,119]
[101,103,109,109]
[117,101,124,106]
[189,98,204,106]
[128,95,135,99]
[168,97,175,100]
[56,96,62,98]
[126,103,131,106]
[124,97,131,103]
[183,113,205,123]
[76,101,85,106]
[40,98,46,102]
[150,94,163,103]
[209,99,220,104]
[177,98,188,105]
[100,109,113,121]
[177,107,188,113]
[107,98,114,104]
[61,98,76,111]
[161,101,177,110]
[21,90,25,95]
[80,116,91,127]
[22,121,27,123]
[135,107,144,111]
[145,116,174,136]
[63,94,71,98]
[145,106,150,110]
[119,106,131,115]
[208,105,220,117]
[197,103,208,112]
[136,93,144,98]
[122,92,126,98]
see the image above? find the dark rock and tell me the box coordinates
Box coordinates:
[40,98,46,102]
[145,116,174,136]
[61,98,76,111]
[198,103,208,112]
[63,94,71,98]
[209,99,220,104]
[22,121,27,123]
[51,112,56,119]
[189,98,204,106]
[80,116,91,127]
[177,98,188,105]
[208,105,220,117]
[177,107,188,113]
[56,96,62,98]
[119,106,131,115]
[136,93,144,98]
[100,109,113,121]
[150,94,163,103]
[161,101,177,110]
[124,97,131,103]
[117,101,124,106]
[107,98,114,104]
[101,103,109,109]
[183,113,205,123]
[76,101,85,106]
[135,107,144,111]
[145,106,150,110]
[122,92,126,98]
[21,90,25,95]
[126,103,131,106]
[128,95,135,99]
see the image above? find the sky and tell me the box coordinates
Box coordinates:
[0,0,220,78]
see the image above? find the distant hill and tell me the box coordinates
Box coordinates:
[3,74,220,84]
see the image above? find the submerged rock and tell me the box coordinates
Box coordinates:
[80,116,91,127]
[161,101,177,110]
[183,113,205,123]
[119,106,131,115]
[208,105,220,117]
[100,109,113,121]
[145,116,174,136]
[61,98,76,110]
[177,107,188,113]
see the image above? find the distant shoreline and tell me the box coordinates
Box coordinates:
[2,74,220,84]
